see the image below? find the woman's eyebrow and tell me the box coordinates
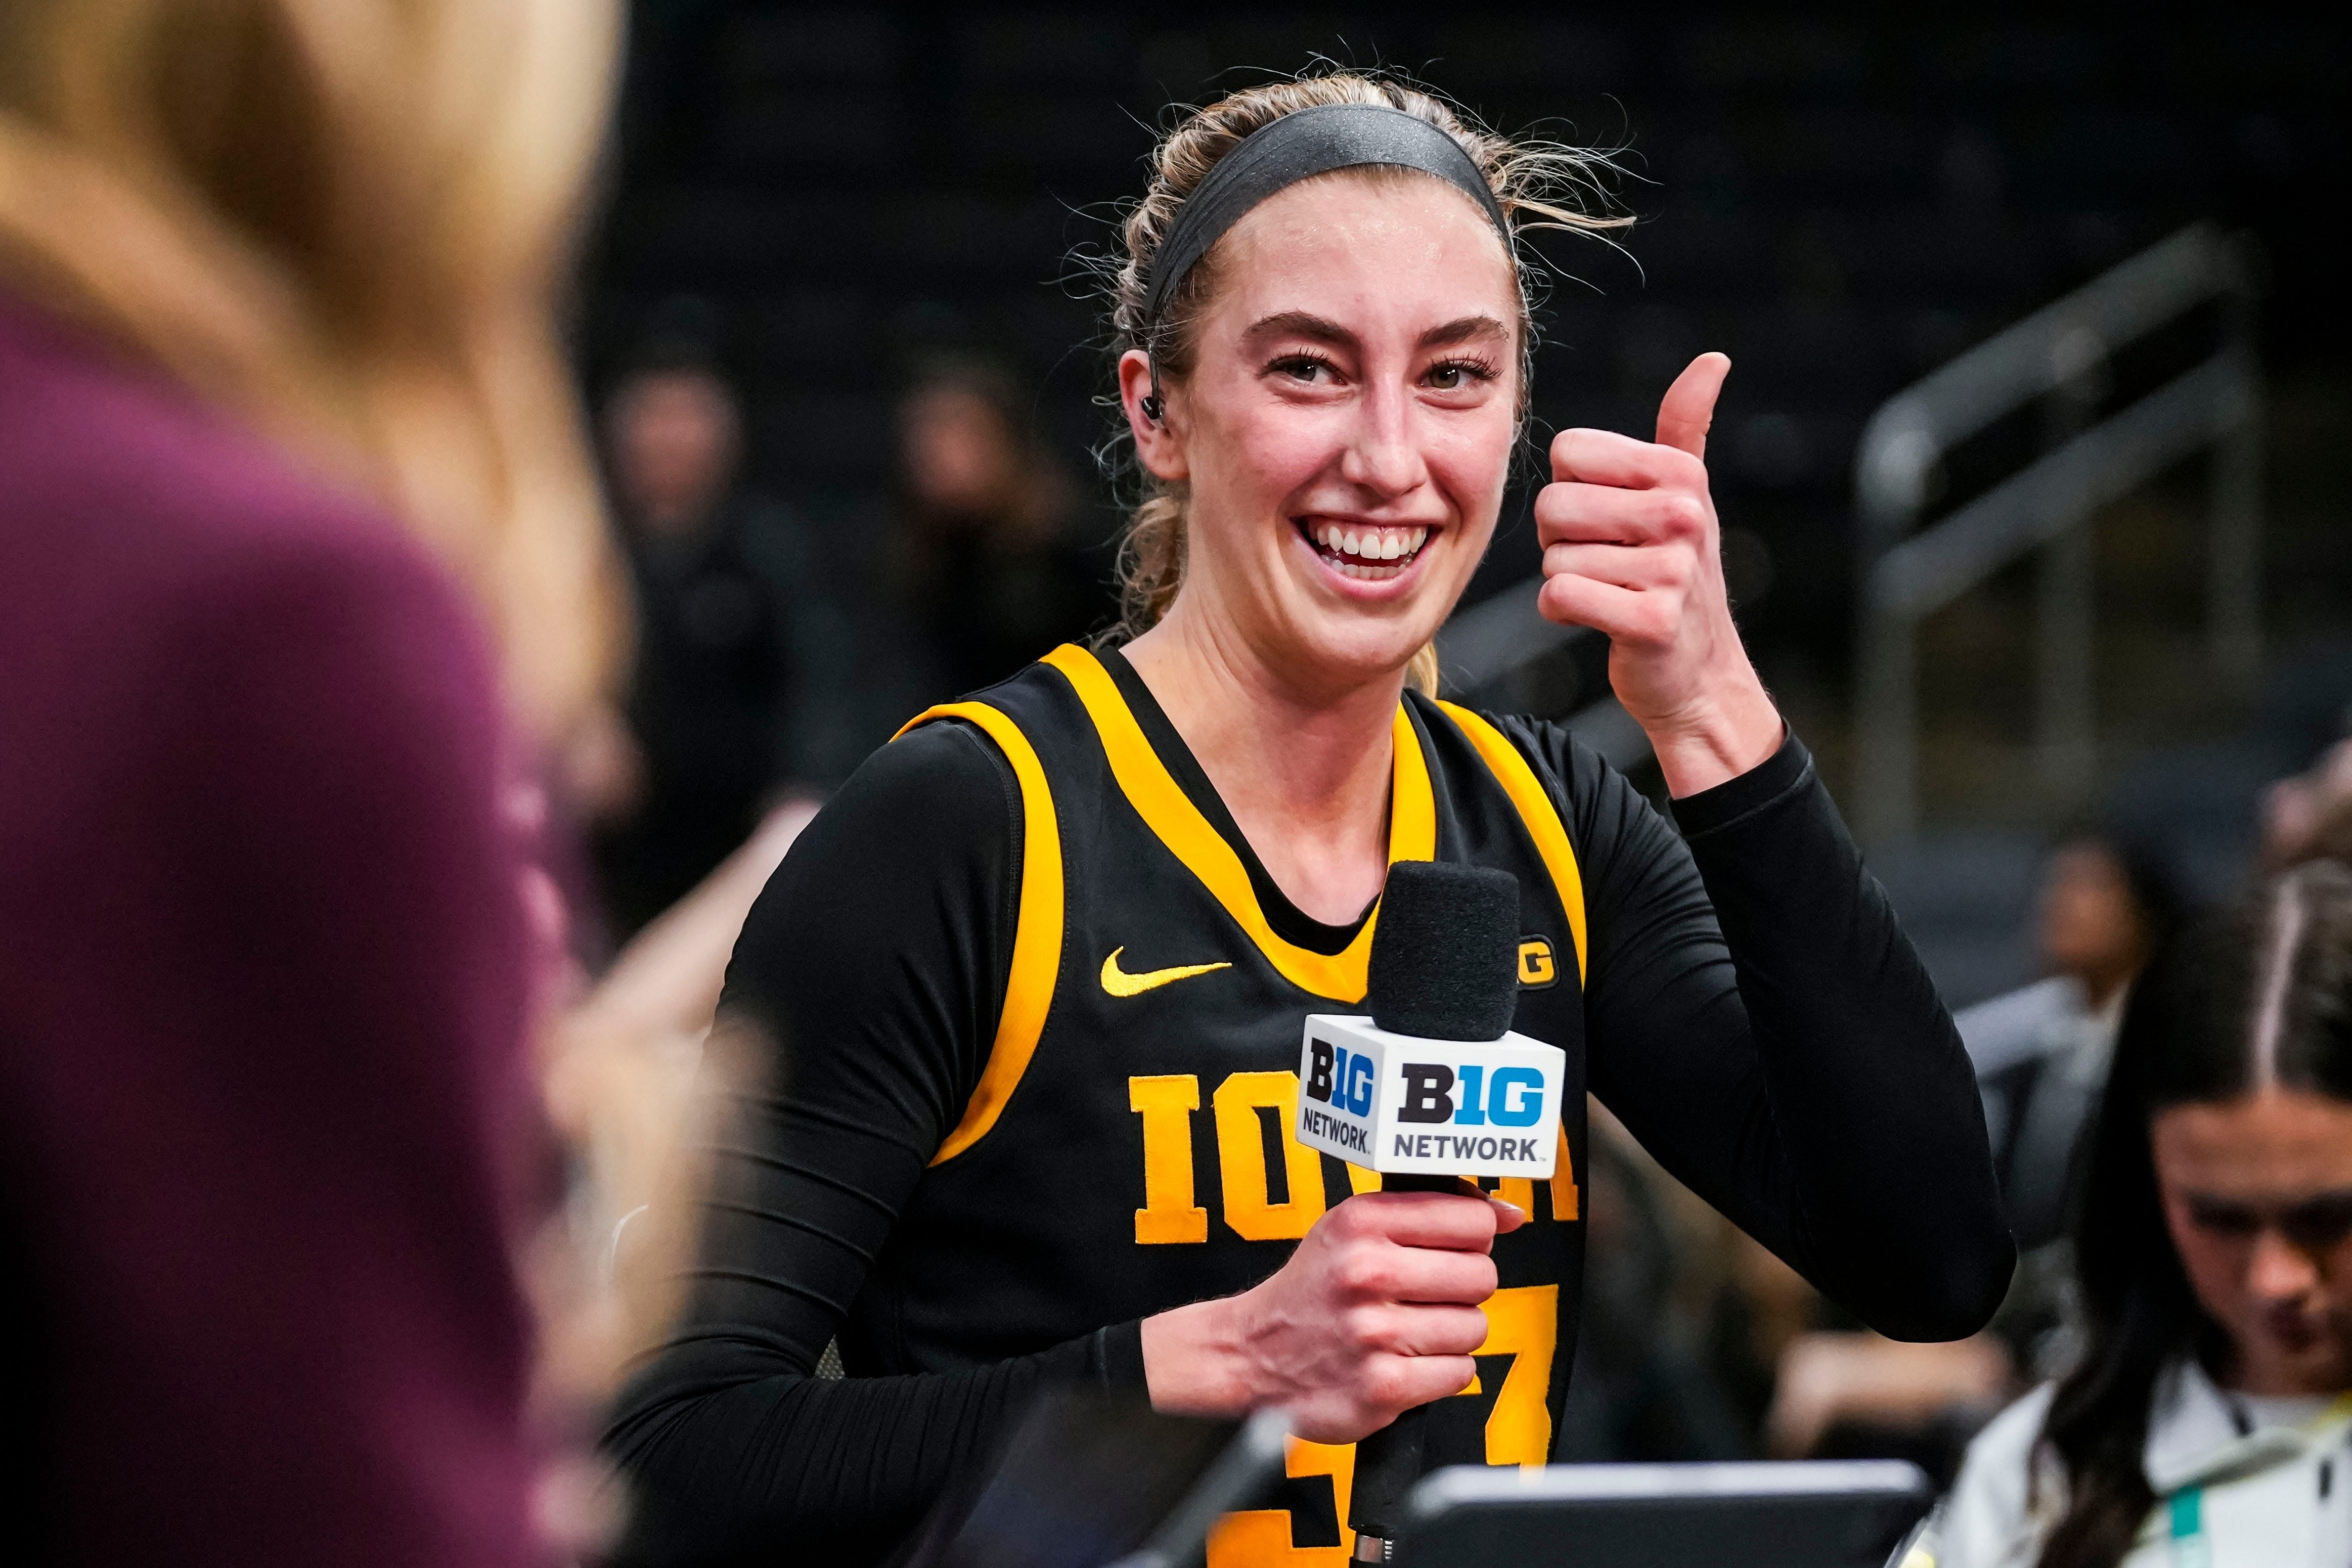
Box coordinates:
[1240,312,1510,353]
[1243,310,1355,348]
[2184,1187,2352,1214]
[2184,1193,2255,1213]
[1419,315,1511,349]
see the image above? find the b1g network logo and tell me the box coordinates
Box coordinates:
[1293,1019,1565,1177]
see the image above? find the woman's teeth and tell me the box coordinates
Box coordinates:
[1307,522,1430,580]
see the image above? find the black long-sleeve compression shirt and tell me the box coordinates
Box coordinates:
[605,674,2012,1564]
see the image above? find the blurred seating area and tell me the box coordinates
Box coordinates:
[563,0,2350,1486]
[583,10,2334,709]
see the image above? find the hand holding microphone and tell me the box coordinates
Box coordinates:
[1161,1180,1521,1443]
[1136,1151,1521,1444]
[1136,864,1546,1454]
[1296,861,1566,1558]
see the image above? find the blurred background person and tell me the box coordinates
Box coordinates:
[1750,831,2187,1483]
[890,356,1110,700]
[1930,860,2352,1567]
[1762,1318,2016,1487]
[0,0,623,1562]
[1961,831,2189,1252]
[2260,736,2352,872]
[592,331,855,937]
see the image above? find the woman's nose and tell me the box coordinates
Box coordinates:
[1336,388,1427,498]
[2246,1227,2320,1302]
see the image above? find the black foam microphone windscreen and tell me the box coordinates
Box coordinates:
[1348,859,1528,1557]
[1365,860,1520,1042]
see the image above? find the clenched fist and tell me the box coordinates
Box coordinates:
[1534,352,1783,796]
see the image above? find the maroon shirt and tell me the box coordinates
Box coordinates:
[0,294,539,1562]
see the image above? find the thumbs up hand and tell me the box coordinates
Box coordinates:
[1534,353,1783,796]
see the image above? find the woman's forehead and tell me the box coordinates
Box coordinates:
[1205,171,1518,328]
[2155,1091,2352,1192]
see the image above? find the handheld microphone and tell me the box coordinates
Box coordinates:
[1294,861,1566,1560]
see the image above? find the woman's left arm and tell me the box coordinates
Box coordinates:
[1534,352,2012,1340]
[1565,726,2013,1338]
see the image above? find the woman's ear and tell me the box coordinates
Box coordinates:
[1118,348,1187,482]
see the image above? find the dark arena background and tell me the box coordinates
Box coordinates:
[583,4,2349,1003]
[553,12,2351,1507]
[5,3,2349,1562]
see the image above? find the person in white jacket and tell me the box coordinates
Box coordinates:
[1921,859,2352,1568]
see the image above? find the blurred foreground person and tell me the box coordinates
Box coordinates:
[0,2,618,1562]
[1930,862,2352,1567]
[595,346,847,934]
[894,359,1107,697]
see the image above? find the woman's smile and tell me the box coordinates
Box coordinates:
[1293,516,1438,586]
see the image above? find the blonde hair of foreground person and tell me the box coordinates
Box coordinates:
[0,0,711,1455]
[0,0,624,738]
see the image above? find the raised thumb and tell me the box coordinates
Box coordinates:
[1655,351,1732,460]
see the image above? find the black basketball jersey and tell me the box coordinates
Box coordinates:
[854,644,1592,1568]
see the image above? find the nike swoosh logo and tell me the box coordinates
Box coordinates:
[1100,946,1232,997]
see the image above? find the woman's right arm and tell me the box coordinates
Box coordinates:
[604,722,1133,1564]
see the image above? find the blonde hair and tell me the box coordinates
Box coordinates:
[1101,71,1627,696]
[0,0,624,738]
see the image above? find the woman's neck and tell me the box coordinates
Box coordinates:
[1124,603,1402,926]
[2213,1339,2352,1401]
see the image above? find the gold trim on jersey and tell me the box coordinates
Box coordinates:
[1042,643,1436,1003]
[1435,703,1589,983]
[891,701,1066,1165]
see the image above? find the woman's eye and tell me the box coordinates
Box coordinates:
[1272,356,1330,383]
[2281,1195,2352,1250]
[2189,1204,2259,1237]
[1425,360,1493,392]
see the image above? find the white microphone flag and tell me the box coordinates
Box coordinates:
[1295,1015,1565,1178]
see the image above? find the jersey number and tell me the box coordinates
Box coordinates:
[1128,1071,1569,1565]
[1203,1285,1561,1567]
[1127,1070,1576,1243]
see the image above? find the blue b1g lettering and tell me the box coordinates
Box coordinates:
[1395,1061,1545,1128]
[1303,1037,1374,1117]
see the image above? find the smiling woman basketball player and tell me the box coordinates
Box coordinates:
[607,72,2015,1567]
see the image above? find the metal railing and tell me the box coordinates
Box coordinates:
[1852,223,2263,846]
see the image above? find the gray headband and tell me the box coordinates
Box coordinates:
[1140,103,1513,334]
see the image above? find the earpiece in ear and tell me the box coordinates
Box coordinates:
[1138,354,1166,424]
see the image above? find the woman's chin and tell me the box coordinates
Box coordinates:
[1269,604,1443,689]
[1243,526,1470,688]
